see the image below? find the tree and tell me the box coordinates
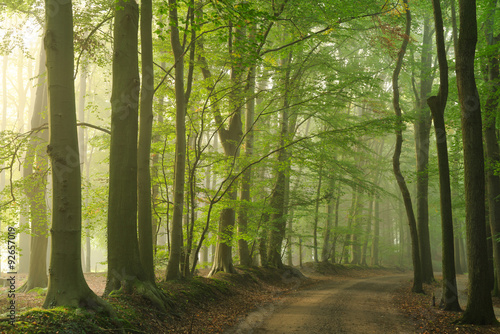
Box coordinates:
[482,0,500,298]
[455,0,498,325]
[391,0,423,293]
[43,0,109,311]
[105,0,167,310]
[427,0,461,311]
[19,47,49,292]
[137,0,155,283]
[413,14,435,284]
[165,0,187,281]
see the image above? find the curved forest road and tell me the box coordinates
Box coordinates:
[225,274,415,334]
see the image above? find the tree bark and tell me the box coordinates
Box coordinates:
[414,15,435,283]
[138,0,156,283]
[391,0,423,293]
[237,63,255,267]
[455,0,498,324]
[266,52,292,269]
[18,47,49,292]
[321,178,335,263]
[105,0,167,311]
[43,0,109,311]
[427,0,461,311]
[482,0,500,298]
[370,197,380,266]
[361,195,374,266]
[313,166,323,263]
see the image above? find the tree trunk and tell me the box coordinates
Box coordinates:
[391,0,423,293]
[266,52,292,269]
[313,166,323,263]
[414,15,435,283]
[105,0,167,311]
[351,190,363,265]
[361,195,374,266]
[427,0,461,311]
[237,64,256,267]
[370,197,380,266]
[138,0,156,283]
[19,47,49,292]
[322,178,335,263]
[455,0,497,324]
[483,0,500,298]
[43,0,109,311]
[201,22,244,276]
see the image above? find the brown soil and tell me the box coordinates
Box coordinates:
[225,272,414,334]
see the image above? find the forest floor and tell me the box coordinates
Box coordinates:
[0,264,498,333]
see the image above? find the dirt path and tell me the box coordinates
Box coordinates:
[225,274,415,334]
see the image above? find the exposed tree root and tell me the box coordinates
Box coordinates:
[108,278,173,313]
[17,279,47,293]
[455,312,499,326]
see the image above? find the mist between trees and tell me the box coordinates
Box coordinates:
[0,0,498,326]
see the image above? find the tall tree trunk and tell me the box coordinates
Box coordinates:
[266,52,292,269]
[105,0,167,311]
[351,190,363,265]
[370,197,380,266]
[427,0,461,311]
[313,166,323,263]
[455,0,497,324]
[18,47,49,292]
[391,0,423,293]
[77,61,91,273]
[361,195,374,266]
[482,0,500,298]
[237,64,256,267]
[138,0,156,283]
[321,178,335,263]
[414,15,435,283]
[43,0,109,311]
[202,21,244,277]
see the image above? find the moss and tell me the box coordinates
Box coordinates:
[0,306,119,334]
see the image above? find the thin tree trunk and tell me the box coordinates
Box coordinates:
[361,195,374,266]
[237,63,255,267]
[370,197,380,266]
[322,178,335,263]
[414,15,435,283]
[18,47,49,292]
[313,166,323,263]
[266,52,292,269]
[138,0,156,283]
[391,0,423,293]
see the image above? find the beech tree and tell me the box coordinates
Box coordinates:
[43,0,109,311]
[391,0,423,293]
[455,0,497,325]
[165,0,187,281]
[105,0,167,310]
[427,0,460,311]
[18,46,49,292]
